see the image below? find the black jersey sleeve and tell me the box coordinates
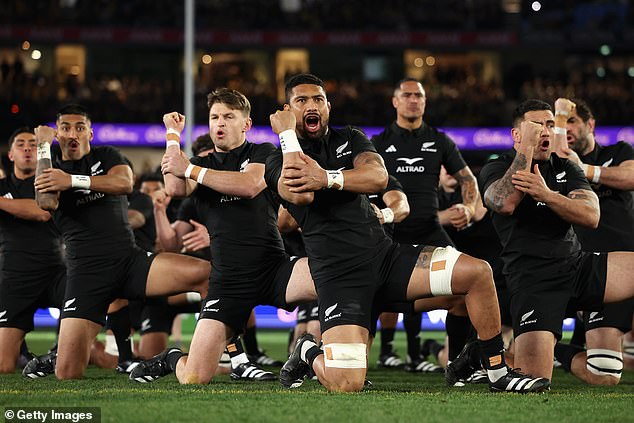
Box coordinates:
[349,126,377,158]
[385,174,404,194]
[264,149,283,197]
[176,197,199,222]
[479,157,510,194]
[613,141,634,165]
[98,146,128,172]
[251,142,277,164]
[128,191,153,221]
[441,133,468,175]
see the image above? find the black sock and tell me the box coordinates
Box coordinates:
[243,326,259,356]
[478,333,505,370]
[107,306,133,363]
[422,339,443,360]
[165,348,184,372]
[446,313,472,362]
[554,342,585,372]
[305,345,323,366]
[403,312,422,360]
[380,328,396,355]
[569,317,586,347]
[226,335,246,357]
[20,340,30,356]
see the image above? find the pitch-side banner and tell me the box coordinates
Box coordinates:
[71,124,634,149]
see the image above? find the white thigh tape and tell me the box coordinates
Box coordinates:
[587,348,623,379]
[429,246,461,296]
[323,343,367,369]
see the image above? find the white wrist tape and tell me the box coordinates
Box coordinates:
[592,166,601,184]
[381,207,394,224]
[197,168,207,184]
[166,128,181,149]
[429,246,462,296]
[166,128,181,136]
[279,129,302,154]
[71,175,91,189]
[185,292,202,303]
[184,163,195,179]
[555,110,569,117]
[326,170,344,190]
[324,343,367,369]
[553,127,566,135]
[37,142,51,160]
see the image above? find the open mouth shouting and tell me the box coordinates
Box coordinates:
[304,113,321,135]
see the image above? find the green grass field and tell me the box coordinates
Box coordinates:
[1,330,633,423]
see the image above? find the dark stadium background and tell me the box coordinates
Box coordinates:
[1,0,632,332]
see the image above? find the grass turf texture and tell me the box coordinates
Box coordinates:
[1,330,632,423]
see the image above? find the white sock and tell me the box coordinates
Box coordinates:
[230,352,250,368]
[300,340,318,364]
[487,366,508,383]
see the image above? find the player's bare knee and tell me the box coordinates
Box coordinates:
[181,371,212,385]
[325,373,365,393]
[55,365,84,380]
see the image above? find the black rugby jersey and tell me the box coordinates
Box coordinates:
[372,122,466,243]
[128,189,156,253]
[367,175,404,240]
[574,141,634,251]
[480,150,590,274]
[190,141,285,284]
[265,126,391,282]
[0,173,63,269]
[52,145,135,258]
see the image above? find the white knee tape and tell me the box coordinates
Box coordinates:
[429,246,461,296]
[623,339,634,359]
[323,343,367,369]
[587,349,623,379]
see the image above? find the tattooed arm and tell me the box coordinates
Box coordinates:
[512,164,600,228]
[451,166,478,226]
[484,151,531,215]
[484,120,541,215]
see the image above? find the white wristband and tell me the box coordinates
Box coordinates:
[553,127,566,135]
[166,140,180,148]
[197,168,207,184]
[37,142,51,160]
[279,129,302,154]
[326,170,344,190]
[185,292,202,303]
[71,175,91,189]
[555,110,569,117]
[166,128,180,136]
[184,163,195,179]
[381,207,394,224]
[592,166,601,184]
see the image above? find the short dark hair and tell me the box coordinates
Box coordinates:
[284,73,325,102]
[139,171,163,184]
[56,103,91,123]
[207,88,250,117]
[192,134,215,156]
[512,99,552,128]
[394,77,423,95]
[570,98,594,123]
[8,126,34,148]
